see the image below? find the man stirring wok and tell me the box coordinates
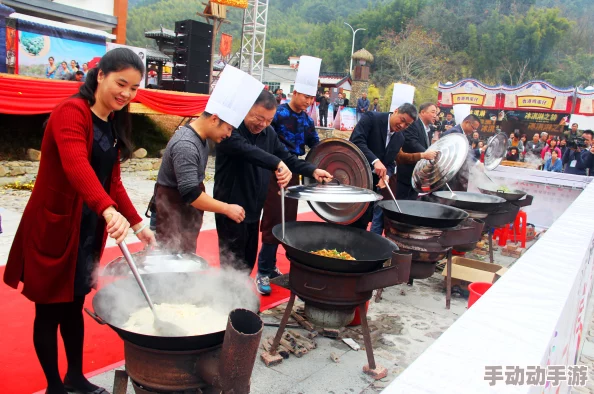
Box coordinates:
[214,90,332,290]
[349,103,420,234]
[256,56,332,295]
[153,66,263,254]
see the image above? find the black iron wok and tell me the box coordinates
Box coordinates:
[478,185,527,201]
[378,200,469,229]
[273,221,398,273]
[431,191,506,214]
[86,272,260,351]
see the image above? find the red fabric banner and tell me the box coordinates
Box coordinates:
[0,74,209,116]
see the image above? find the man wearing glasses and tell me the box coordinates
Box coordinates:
[214,90,332,284]
[440,113,482,191]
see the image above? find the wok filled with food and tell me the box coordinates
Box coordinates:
[273,221,398,273]
[87,271,260,351]
[311,249,356,260]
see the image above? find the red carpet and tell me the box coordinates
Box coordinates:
[1,212,320,394]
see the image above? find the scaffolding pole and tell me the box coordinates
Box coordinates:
[239,0,268,81]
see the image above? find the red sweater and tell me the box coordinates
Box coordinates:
[3,98,142,303]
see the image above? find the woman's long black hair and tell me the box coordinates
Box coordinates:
[76,48,144,161]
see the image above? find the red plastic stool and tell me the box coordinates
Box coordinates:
[513,210,527,248]
[493,226,512,246]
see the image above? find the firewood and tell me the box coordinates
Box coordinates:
[266,337,290,359]
[330,352,340,363]
[280,338,307,357]
[322,328,340,338]
[286,331,316,350]
[291,311,315,331]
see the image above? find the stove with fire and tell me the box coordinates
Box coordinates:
[87,270,264,394]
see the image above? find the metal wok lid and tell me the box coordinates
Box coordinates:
[102,249,209,277]
[285,183,382,203]
[484,132,508,171]
[412,133,469,193]
[302,138,374,224]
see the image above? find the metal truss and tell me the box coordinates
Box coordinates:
[239,0,268,81]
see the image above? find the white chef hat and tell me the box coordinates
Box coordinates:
[389,83,416,112]
[293,56,322,96]
[205,65,264,128]
[453,104,472,125]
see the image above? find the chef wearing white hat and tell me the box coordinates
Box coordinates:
[153,65,263,254]
[256,55,325,295]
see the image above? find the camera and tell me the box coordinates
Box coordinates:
[567,136,587,149]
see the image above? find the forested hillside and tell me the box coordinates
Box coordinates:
[127,0,594,102]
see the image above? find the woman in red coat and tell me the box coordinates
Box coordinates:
[3,48,156,394]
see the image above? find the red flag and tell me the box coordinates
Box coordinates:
[219,34,232,57]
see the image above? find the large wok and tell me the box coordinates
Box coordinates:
[478,185,527,201]
[378,200,469,228]
[430,191,506,214]
[87,272,260,351]
[273,221,398,273]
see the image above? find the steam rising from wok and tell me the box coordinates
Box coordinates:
[95,268,260,336]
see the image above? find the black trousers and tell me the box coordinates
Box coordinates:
[216,214,260,273]
[396,181,418,200]
[348,202,374,231]
[319,109,328,127]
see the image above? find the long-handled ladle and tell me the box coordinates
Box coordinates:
[107,215,187,337]
[384,175,402,213]
[446,183,457,198]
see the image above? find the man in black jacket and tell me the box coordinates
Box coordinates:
[349,103,417,233]
[214,90,332,290]
[317,90,330,127]
[397,102,439,200]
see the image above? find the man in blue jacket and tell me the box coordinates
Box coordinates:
[356,92,370,122]
[562,144,591,176]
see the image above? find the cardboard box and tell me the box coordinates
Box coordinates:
[441,257,508,291]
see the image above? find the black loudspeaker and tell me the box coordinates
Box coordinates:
[173,65,210,83]
[185,81,210,94]
[174,35,212,54]
[174,20,213,38]
[160,79,188,92]
[173,50,211,68]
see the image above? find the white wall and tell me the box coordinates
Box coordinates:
[53,0,114,17]
[383,180,594,394]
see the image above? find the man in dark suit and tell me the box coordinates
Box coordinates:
[440,113,482,192]
[397,102,439,200]
[349,103,417,234]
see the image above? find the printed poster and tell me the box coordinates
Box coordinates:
[338,107,357,131]
[17,30,105,79]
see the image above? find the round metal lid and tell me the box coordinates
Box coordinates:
[412,133,470,193]
[302,138,374,224]
[285,183,382,203]
[484,132,508,171]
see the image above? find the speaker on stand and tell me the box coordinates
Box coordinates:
[173,19,213,95]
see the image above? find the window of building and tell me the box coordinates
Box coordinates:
[265,82,280,93]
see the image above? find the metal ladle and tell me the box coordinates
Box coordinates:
[384,175,402,213]
[108,215,187,337]
[279,167,286,240]
[446,183,457,198]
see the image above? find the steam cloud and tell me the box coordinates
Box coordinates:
[94,266,260,333]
